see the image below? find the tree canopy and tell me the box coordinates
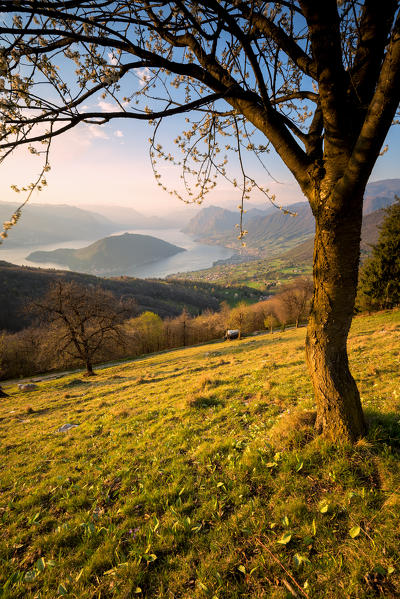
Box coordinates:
[0,1,399,232]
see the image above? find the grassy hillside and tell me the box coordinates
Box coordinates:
[1,309,400,598]
[170,255,312,290]
[172,208,386,291]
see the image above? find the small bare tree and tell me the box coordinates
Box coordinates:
[278,278,314,328]
[264,311,278,334]
[30,281,130,375]
[178,307,191,347]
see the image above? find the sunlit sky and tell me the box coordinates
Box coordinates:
[1,104,400,216]
[1,4,400,218]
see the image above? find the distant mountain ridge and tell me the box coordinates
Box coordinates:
[183,206,240,239]
[2,178,398,252]
[363,179,400,213]
[183,202,314,255]
[0,202,117,247]
[81,204,169,229]
[0,202,198,249]
[183,179,400,256]
[278,207,387,264]
[27,233,185,275]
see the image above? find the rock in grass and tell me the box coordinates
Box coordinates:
[56,423,79,433]
[18,383,38,392]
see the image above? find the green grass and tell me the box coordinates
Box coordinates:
[170,257,312,292]
[1,309,400,598]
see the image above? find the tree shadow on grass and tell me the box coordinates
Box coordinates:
[365,408,400,451]
[187,393,224,409]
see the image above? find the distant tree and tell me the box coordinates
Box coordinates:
[264,311,278,334]
[270,295,290,332]
[245,301,266,332]
[358,197,400,310]
[219,301,232,329]
[228,302,250,339]
[191,309,225,343]
[277,278,314,328]
[30,282,130,375]
[178,307,191,347]
[0,326,45,380]
[127,311,164,354]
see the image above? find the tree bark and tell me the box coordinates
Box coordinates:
[306,189,367,441]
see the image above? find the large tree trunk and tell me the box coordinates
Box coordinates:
[306,189,367,442]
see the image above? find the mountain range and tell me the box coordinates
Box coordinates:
[363,179,400,213]
[1,178,398,261]
[183,202,314,255]
[0,202,197,249]
[81,204,202,229]
[183,179,400,256]
[0,202,116,247]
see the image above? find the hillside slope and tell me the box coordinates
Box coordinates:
[27,233,185,275]
[0,261,262,332]
[363,178,400,213]
[183,179,400,256]
[184,202,314,255]
[280,207,387,263]
[170,207,387,290]
[1,309,400,598]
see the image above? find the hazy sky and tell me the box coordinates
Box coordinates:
[1,106,400,216]
[1,5,399,218]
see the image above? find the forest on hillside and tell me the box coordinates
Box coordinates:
[0,261,262,332]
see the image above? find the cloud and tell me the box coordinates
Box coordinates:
[97,98,130,113]
[97,99,120,113]
[136,67,150,88]
[87,124,109,140]
[108,52,118,66]
[114,130,124,138]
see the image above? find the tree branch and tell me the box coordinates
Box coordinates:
[299,0,351,160]
[349,0,398,112]
[235,1,317,80]
[340,11,400,194]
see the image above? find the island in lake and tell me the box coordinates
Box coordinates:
[27,233,186,275]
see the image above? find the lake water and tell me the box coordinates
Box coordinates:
[0,228,235,278]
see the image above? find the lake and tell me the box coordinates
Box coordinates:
[0,229,235,278]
